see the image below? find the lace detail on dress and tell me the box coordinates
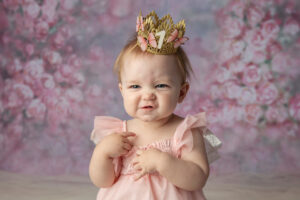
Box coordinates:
[121,138,175,175]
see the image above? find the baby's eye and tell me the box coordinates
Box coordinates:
[129,85,140,89]
[155,84,169,88]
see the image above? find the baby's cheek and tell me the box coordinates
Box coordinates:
[123,97,137,114]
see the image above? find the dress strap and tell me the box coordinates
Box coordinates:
[122,120,127,132]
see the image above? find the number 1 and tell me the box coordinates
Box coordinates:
[156,30,166,49]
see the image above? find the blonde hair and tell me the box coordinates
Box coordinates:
[114,35,193,84]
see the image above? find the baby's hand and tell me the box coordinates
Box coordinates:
[131,149,163,180]
[99,132,136,158]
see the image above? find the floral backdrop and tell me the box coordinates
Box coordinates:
[0,0,299,175]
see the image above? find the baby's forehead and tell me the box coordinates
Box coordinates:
[120,52,184,83]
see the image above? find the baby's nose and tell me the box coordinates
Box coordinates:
[142,90,156,100]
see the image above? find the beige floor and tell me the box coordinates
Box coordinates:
[1,170,299,200]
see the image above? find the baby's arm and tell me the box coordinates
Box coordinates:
[89,143,116,188]
[156,128,209,191]
[89,132,136,188]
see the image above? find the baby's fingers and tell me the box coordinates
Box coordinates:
[131,157,139,165]
[122,132,136,138]
[122,142,132,151]
[134,170,146,181]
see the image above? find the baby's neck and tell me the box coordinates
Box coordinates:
[133,114,175,130]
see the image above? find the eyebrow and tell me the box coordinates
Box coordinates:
[125,79,174,84]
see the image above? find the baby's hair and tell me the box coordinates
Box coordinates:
[114,34,194,84]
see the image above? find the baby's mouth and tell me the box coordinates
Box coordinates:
[142,105,154,109]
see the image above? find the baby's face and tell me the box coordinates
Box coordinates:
[119,53,188,122]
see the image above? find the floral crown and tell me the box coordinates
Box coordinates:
[136,10,189,55]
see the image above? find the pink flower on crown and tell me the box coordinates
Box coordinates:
[136,14,144,32]
[167,29,189,48]
[137,33,157,51]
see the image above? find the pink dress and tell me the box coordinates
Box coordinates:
[90,112,222,200]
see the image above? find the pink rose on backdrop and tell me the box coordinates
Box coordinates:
[246,5,265,28]
[242,64,261,86]
[245,29,267,50]
[289,94,300,120]
[283,18,300,36]
[244,104,263,125]
[214,66,232,83]
[0,0,117,175]
[265,104,289,123]
[220,16,244,39]
[228,59,247,74]
[204,0,300,175]
[25,98,47,120]
[261,19,280,41]
[223,80,242,99]
[256,82,279,105]
[238,87,257,105]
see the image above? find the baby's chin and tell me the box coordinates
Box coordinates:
[130,113,173,123]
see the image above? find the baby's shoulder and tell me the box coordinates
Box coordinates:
[170,114,185,129]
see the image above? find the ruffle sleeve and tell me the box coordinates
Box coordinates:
[90,116,124,144]
[172,112,222,164]
[90,116,125,177]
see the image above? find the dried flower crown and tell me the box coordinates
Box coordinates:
[136,11,189,55]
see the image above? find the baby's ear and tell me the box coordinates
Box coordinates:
[118,83,123,96]
[178,82,189,103]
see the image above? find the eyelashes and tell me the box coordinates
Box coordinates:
[128,84,170,89]
[155,84,169,88]
[129,85,140,89]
